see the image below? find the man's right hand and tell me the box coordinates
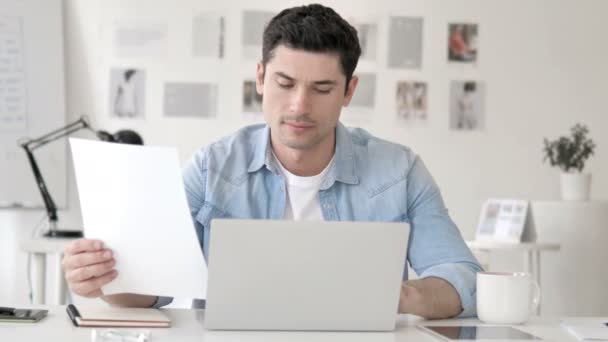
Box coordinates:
[62,238,117,298]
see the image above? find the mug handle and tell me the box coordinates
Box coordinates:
[529,279,541,314]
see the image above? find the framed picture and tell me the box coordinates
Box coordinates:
[476,199,529,243]
[448,23,478,63]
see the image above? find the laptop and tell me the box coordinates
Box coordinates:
[204,219,409,331]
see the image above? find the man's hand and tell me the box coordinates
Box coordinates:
[62,238,117,298]
[398,277,463,319]
[62,238,158,307]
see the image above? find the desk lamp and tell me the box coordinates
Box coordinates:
[19,116,143,238]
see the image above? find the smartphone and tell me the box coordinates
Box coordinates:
[0,309,48,323]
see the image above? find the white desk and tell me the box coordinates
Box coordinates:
[19,237,77,305]
[0,306,596,341]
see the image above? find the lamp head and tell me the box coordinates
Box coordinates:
[96,130,144,145]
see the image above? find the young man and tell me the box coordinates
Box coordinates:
[62,4,482,319]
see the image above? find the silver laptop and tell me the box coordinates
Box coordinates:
[204,219,409,331]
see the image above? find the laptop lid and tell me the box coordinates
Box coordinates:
[205,219,409,331]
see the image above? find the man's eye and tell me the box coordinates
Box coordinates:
[277,82,293,89]
[315,88,331,94]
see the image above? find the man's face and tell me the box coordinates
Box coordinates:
[256,45,357,150]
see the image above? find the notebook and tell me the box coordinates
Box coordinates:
[66,304,171,328]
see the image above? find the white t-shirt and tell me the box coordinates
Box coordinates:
[273,152,335,221]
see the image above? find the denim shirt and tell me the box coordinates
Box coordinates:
[156,122,482,317]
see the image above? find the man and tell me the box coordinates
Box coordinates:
[62,4,482,319]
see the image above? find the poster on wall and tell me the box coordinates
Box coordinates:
[448,23,478,64]
[342,72,376,124]
[449,80,485,131]
[348,18,378,63]
[476,199,530,243]
[242,79,263,120]
[387,16,423,69]
[349,73,376,111]
[242,10,275,60]
[109,68,146,119]
[163,82,217,119]
[112,21,167,59]
[192,12,225,59]
[396,81,427,121]
[0,16,26,131]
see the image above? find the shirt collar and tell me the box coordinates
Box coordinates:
[247,122,359,186]
[247,124,273,173]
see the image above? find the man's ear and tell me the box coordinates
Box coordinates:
[342,75,359,107]
[256,63,265,95]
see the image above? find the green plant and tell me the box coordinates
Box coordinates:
[543,124,596,172]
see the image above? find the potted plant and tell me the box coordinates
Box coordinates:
[543,124,596,201]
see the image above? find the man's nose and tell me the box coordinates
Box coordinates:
[289,87,312,115]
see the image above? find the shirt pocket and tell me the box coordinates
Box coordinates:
[364,179,409,223]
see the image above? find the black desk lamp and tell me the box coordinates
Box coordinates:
[19,116,143,238]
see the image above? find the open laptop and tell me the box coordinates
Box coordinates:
[204,219,410,331]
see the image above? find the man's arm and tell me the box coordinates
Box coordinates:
[398,277,463,319]
[403,155,483,319]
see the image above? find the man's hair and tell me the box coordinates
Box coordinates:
[262,4,361,93]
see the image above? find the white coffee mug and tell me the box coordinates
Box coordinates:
[477,272,540,325]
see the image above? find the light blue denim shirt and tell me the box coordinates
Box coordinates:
[155,122,482,317]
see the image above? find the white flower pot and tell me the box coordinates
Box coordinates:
[560,172,591,201]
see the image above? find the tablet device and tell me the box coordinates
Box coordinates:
[417,325,542,341]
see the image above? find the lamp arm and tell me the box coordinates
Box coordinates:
[22,146,58,226]
[19,117,95,229]
[23,117,92,150]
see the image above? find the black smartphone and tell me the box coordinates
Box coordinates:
[0,309,48,323]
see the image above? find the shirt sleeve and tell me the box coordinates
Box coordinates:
[151,296,174,309]
[182,150,208,256]
[405,155,483,318]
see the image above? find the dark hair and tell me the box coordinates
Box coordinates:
[262,4,361,93]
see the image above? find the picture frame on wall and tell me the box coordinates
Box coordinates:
[475,199,530,243]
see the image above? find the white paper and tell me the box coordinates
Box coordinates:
[70,138,207,299]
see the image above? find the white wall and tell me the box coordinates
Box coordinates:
[1,0,607,306]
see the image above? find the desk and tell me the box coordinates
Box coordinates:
[466,241,560,315]
[0,306,591,341]
[19,237,77,305]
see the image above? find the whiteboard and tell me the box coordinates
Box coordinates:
[0,0,66,208]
